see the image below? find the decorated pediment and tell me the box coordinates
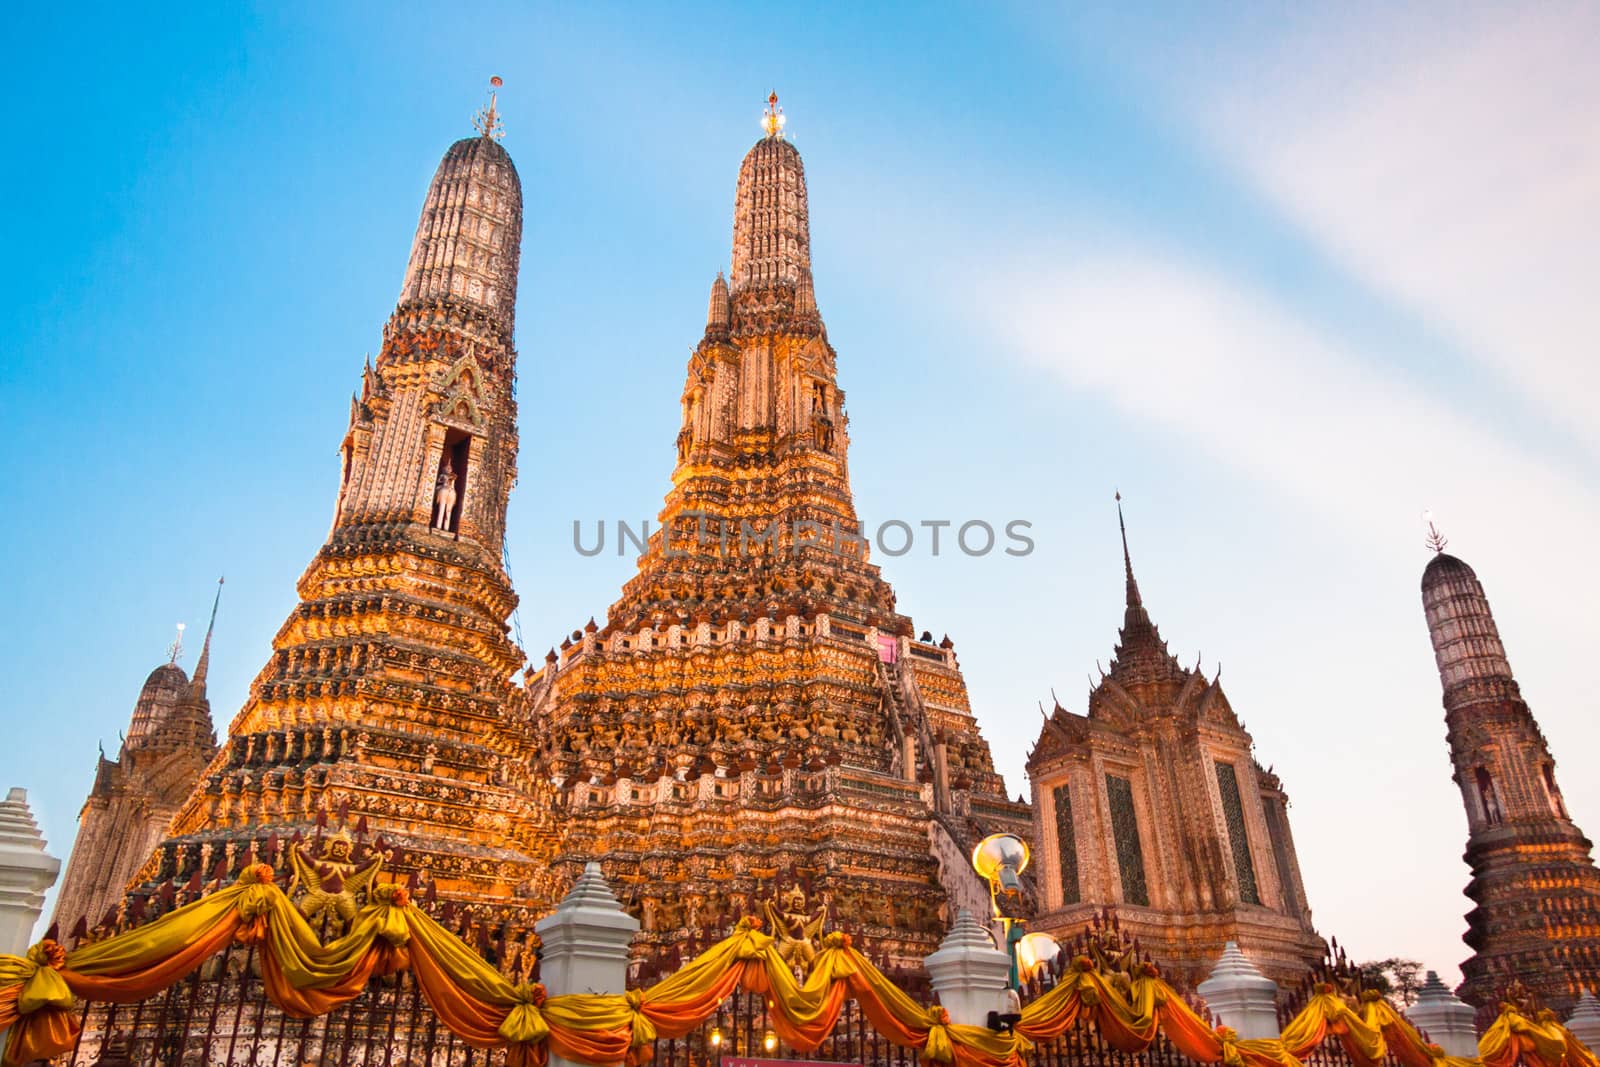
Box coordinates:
[1027,705,1090,768]
[1087,677,1139,729]
[432,356,487,429]
[1196,679,1242,730]
[794,335,835,378]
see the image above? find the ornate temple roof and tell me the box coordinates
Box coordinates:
[1028,499,1244,768]
[1096,496,1189,706]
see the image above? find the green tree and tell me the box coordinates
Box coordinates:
[1358,958,1425,1007]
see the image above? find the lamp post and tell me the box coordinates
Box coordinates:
[969,832,1059,1031]
[970,834,1031,988]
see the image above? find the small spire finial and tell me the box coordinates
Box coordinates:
[167,622,186,665]
[1116,490,1142,608]
[761,90,787,139]
[192,577,224,692]
[1423,509,1448,554]
[474,76,505,141]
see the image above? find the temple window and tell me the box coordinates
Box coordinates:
[1105,773,1149,906]
[1214,761,1261,905]
[1052,783,1080,905]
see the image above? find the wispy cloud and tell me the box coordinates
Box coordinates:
[986,248,1600,560]
[1190,4,1600,465]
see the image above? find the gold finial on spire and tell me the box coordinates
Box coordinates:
[474,76,505,141]
[1423,509,1448,554]
[761,90,787,139]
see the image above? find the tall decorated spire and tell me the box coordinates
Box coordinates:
[730,91,812,297]
[1420,540,1600,1010]
[640,91,887,629]
[396,77,522,339]
[1106,494,1171,682]
[341,78,524,557]
[524,93,1030,972]
[706,271,730,332]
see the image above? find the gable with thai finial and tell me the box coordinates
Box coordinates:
[1027,705,1092,769]
[431,354,488,430]
[1195,678,1242,730]
[1086,676,1139,729]
[792,334,836,378]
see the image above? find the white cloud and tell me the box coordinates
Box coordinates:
[988,250,1600,557]
[1195,3,1600,463]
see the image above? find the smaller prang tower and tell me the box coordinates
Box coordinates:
[142,86,560,926]
[1421,525,1600,1010]
[1026,498,1322,987]
[54,588,220,934]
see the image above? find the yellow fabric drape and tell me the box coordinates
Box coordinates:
[5,872,1600,1067]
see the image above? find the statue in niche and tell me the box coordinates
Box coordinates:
[809,382,835,451]
[815,416,834,451]
[1476,767,1503,825]
[432,457,458,530]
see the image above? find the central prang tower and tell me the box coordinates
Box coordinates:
[143,96,560,929]
[523,95,1030,968]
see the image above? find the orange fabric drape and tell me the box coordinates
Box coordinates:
[62,910,241,1002]
[1016,968,1086,1042]
[1479,1007,1571,1067]
[9,869,1600,1067]
[0,981,79,1067]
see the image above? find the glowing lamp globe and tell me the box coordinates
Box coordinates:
[971,833,1030,895]
[1015,932,1061,981]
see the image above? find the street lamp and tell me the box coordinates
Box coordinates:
[1016,931,1062,983]
[971,833,1030,988]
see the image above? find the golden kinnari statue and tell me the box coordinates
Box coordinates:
[763,885,829,973]
[289,830,384,928]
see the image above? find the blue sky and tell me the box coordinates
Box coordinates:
[4,3,1598,985]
